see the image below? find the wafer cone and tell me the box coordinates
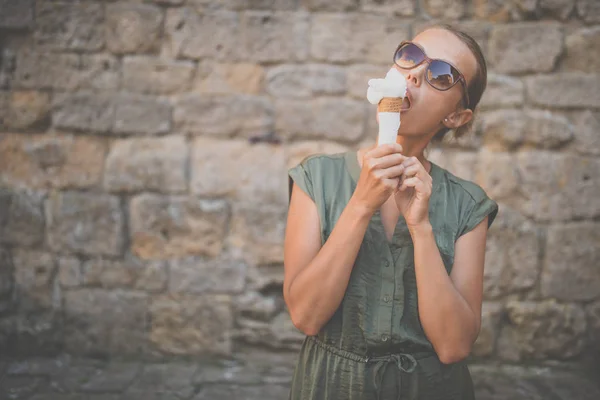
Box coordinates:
[377,97,404,113]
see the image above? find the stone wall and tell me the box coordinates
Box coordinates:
[0,0,598,370]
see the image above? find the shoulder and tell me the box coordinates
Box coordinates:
[291,151,349,180]
[436,164,490,205]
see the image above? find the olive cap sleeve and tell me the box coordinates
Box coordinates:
[457,182,499,238]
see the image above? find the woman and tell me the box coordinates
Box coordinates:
[284,25,499,400]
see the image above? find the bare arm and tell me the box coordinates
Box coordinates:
[283,144,406,335]
[409,217,489,364]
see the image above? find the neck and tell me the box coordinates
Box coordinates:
[395,134,429,164]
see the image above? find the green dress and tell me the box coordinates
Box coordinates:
[287,151,499,400]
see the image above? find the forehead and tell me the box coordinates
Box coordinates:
[412,28,477,83]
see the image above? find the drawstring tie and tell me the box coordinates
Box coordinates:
[369,353,419,400]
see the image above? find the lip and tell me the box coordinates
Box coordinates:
[401,89,412,112]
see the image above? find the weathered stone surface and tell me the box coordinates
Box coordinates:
[52,92,115,133]
[4,91,50,130]
[46,191,124,257]
[266,64,346,97]
[191,139,287,205]
[130,195,229,260]
[14,52,120,91]
[81,362,141,392]
[302,0,358,11]
[497,300,587,361]
[194,384,290,399]
[429,149,478,181]
[423,0,466,19]
[481,206,541,299]
[113,94,171,135]
[64,290,148,356]
[122,57,195,95]
[164,8,238,60]
[11,249,57,311]
[473,302,504,357]
[587,300,600,351]
[286,141,350,169]
[473,0,512,21]
[35,2,104,51]
[476,150,519,200]
[573,110,600,156]
[541,223,600,301]
[169,256,246,294]
[564,27,600,73]
[0,375,44,400]
[0,189,44,247]
[489,23,562,74]
[227,206,286,266]
[360,0,415,16]
[0,0,33,29]
[174,94,273,138]
[479,74,524,110]
[236,291,283,322]
[149,295,233,356]
[106,3,162,54]
[310,14,409,63]
[58,257,82,289]
[275,98,366,142]
[412,20,492,57]
[576,0,600,23]
[0,133,107,189]
[347,65,389,99]
[482,110,573,150]
[538,0,575,19]
[195,62,265,94]
[127,363,197,399]
[527,73,600,108]
[104,136,187,193]
[83,258,134,289]
[516,152,600,221]
[240,12,309,62]
[0,248,13,313]
[235,310,304,350]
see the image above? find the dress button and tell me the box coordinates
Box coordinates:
[381,334,389,342]
[383,260,389,268]
[383,295,390,303]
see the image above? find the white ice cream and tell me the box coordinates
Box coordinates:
[366,68,407,146]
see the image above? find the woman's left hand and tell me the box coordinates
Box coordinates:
[394,157,433,228]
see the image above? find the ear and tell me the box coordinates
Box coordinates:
[442,108,473,130]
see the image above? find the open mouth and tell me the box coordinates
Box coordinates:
[400,96,411,111]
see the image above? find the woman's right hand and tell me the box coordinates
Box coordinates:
[351,143,406,214]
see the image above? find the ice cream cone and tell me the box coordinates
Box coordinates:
[377,97,404,113]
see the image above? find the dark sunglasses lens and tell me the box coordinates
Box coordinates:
[394,43,424,68]
[427,60,458,89]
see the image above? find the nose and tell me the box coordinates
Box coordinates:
[405,64,426,88]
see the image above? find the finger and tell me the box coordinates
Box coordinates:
[401,156,420,168]
[380,164,405,179]
[366,143,403,158]
[399,176,424,192]
[369,153,406,170]
[401,163,422,178]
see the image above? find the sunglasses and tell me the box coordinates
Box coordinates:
[393,41,470,109]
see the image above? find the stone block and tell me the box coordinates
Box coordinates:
[227,206,286,266]
[174,94,273,138]
[4,91,51,131]
[235,310,304,350]
[46,191,125,257]
[82,256,167,293]
[489,23,562,74]
[0,0,33,29]
[481,206,541,299]
[310,13,409,64]
[473,0,512,21]
[479,74,524,110]
[286,141,350,169]
[169,256,247,294]
[0,248,13,313]
[52,92,115,133]
[0,189,44,247]
[104,136,187,193]
[164,8,240,60]
[11,249,57,311]
[472,302,504,357]
[564,27,600,73]
[14,52,119,91]
[538,0,575,19]
[195,62,265,94]
[240,12,309,62]
[275,98,366,142]
[476,150,519,200]
[122,56,195,95]
[106,3,162,54]
[515,152,600,221]
[113,94,171,135]
[0,133,107,189]
[573,110,600,156]
[360,0,415,15]
[266,64,346,97]
[64,290,148,356]
[497,300,586,361]
[302,0,359,11]
[541,222,600,301]
[576,0,600,23]
[191,139,287,205]
[423,0,466,19]
[130,194,229,260]
[58,257,82,289]
[35,2,104,51]
[526,73,600,108]
[149,294,233,356]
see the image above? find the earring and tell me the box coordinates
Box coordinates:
[444,118,448,122]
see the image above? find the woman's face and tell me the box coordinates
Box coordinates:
[394,28,478,138]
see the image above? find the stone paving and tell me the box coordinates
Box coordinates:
[0,354,599,400]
